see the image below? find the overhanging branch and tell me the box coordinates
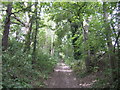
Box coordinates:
[11,13,26,27]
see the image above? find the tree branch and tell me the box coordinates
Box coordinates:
[11,21,21,25]
[11,13,26,27]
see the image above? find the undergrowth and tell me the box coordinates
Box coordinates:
[65,58,87,78]
[2,40,57,88]
[64,57,119,88]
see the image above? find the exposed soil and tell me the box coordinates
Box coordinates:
[45,61,103,88]
[78,71,103,88]
[45,61,79,88]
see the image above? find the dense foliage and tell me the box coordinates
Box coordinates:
[1,1,119,88]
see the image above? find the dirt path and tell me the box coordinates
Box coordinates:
[45,61,79,88]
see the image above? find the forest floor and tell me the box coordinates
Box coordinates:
[45,60,80,88]
[44,60,104,88]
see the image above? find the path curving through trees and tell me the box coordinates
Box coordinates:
[45,61,79,88]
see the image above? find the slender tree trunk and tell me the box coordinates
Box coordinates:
[32,1,38,63]
[117,2,120,88]
[2,3,12,51]
[82,19,91,73]
[103,2,116,82]
[24,16,33,52]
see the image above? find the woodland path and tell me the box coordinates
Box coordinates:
[45,60,80,88]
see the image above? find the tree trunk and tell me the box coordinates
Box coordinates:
[2,3,12,51]
[117,2,120,88]
[82,19,92,73]
[24,16,33,52]
[32,1,38,63]
[103,2,116,82]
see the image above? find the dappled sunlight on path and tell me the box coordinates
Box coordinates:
[45,61,99,88]
[45,61,79,88]
[54,62,73,72]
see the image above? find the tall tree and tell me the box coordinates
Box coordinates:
[116,2,120,87]
[32,1,39,62]
[82,18,92,73]
[24,14,34,52]
[103,2,116,82]
[2,3,12,51]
